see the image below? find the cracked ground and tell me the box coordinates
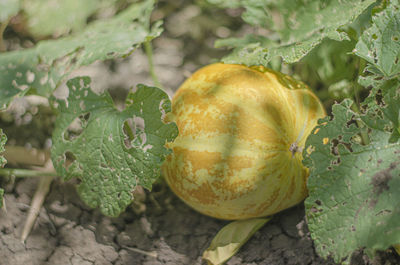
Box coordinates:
[2,177,400,265]
[0,177,336,265]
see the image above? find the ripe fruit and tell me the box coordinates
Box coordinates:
[162,63,325,220]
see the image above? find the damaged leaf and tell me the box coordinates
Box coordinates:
[212,0,375,65]
[51,76,178,217]
[0,0,162,110]
[303,99,400,263]
[356,0,400,141]
[354,0,400,77]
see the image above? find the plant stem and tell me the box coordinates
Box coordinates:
[353,58,367,107]
[0,168,57,178]
[21,174,54,242]
[144,41,162,89]
[351,103,370,146]
[350,57,370,145]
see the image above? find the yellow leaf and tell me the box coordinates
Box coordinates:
[203,217,271,265]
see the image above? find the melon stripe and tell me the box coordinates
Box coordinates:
[163,63,325,220]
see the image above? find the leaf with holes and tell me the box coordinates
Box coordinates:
[51,76,178,217]
[212,0,375,65]
[0,129,7,208]
[354,0,400,77]
[303,99,400,263]
[0,0,161,110]
[356,0,400,111]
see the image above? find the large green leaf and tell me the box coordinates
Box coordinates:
[212,0,375,65]
[303,98,400,263]
[0,0,161,110]
[0,0,20,22]
[355,0,400,125]
[0,129,7,208]
[354,0,400,77]
[51,76,178,217]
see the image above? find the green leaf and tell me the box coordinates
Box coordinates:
[0,0,161,110]
[51,76,178,217]
[0,0,20,22]
[361,79,400,142]
[357,68,400,127]
[203,217,271,265]
[213,0,375,65]
[0,129,7,209]
[354,0,400,77]
[295,38,358,87]
[216,33,329,66]
[303,98,400,263]
[20,0,103,38]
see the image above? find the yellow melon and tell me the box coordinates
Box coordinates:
[162,63,325,220]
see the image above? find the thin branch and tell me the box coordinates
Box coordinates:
[350,58,369,146]
[21,160,54,242]
[123,246,158,258]
[353,57,367,108]
[0,168,57,178]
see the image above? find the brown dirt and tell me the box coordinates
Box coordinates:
[0,177,324,265]
[1,177,399,265]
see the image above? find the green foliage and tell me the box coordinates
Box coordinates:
[0,0,20,22]
[211,0,375,65]
[0,129,7,208]
[51,77,178,217]
[304,99,400,263]
[356,0,400,110]
[354,0,400,77]
[303,1,400,263]
[20,0,107,38]
[294,38,359,101]
[0,0,161,110]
